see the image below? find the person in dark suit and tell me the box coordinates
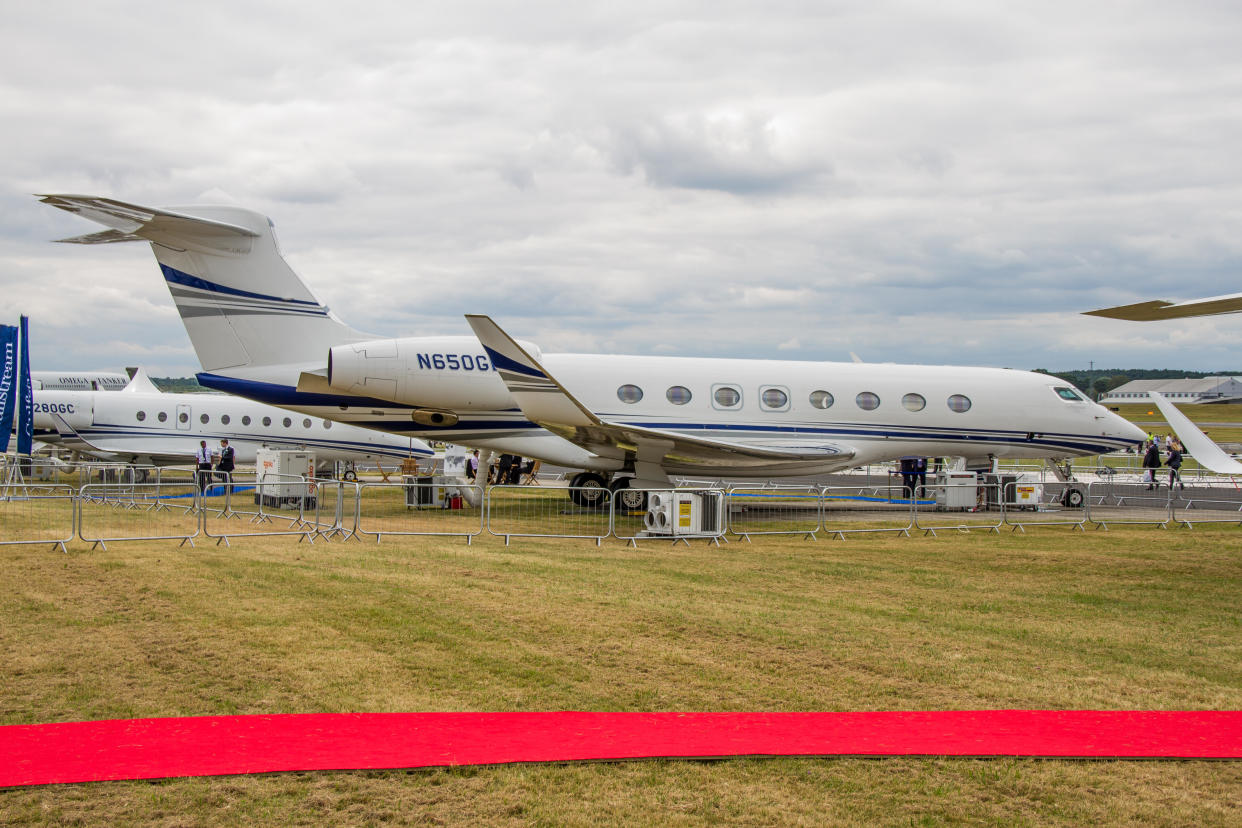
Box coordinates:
[215,438,235,484]
[1141,440,1161,490]
[497,454,516,485]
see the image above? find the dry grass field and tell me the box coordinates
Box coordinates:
[1,507,1241,825]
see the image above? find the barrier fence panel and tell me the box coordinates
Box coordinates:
[487,485,612,545]
[201,479,315,546]
[611,488,726,546]
[1085,481,1172,529]
[912,479,1004,536]
[1170,479,1242,528]
[819,484,915,538]
[0,483,76,552]
[306,478,359,541]
[77,482,201,550]
[356,481,484,543]
[725,485,821,541]
[1000,479,1088,532]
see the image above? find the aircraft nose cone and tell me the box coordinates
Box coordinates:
[1111,413,1147,445]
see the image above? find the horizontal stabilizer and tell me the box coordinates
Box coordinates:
[39,194,258,256]
[1150,392,1242,475]
[55,229,145,245]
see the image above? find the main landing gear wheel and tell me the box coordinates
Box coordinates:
[1062,487,1085,509]
[609,477,648,512]
[342,469,358,482]
[568,472,608,508]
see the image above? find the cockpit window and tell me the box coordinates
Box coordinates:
[1054,386,1084,401]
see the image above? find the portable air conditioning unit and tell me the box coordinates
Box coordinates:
[255,449,317,510]
[643,491,724,537]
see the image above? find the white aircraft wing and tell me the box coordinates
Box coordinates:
[1083,292,1242,321]
[465,315,855,469]
[1149,392,1242,475]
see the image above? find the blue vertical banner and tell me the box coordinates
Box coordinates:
[0,324,16,453]
[16,315,33,456]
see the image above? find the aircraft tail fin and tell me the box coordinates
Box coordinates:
[39,195,370,380]
[1150,392,1242,475]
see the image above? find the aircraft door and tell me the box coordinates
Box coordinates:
[175,403,192,431]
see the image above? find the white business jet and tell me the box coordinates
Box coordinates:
[33,366,432,472]
[40,195,1145,503]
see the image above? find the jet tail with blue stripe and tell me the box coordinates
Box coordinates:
[39,195,369,379]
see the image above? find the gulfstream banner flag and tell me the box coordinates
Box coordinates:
[16,316,33,456]
[0,324,16,453]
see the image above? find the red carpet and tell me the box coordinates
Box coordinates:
[2,711,1240,787]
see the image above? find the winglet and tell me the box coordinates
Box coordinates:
[1149,392,1242,475]
[464,315,598,428]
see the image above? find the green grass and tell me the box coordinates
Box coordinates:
[1,520,1241,824]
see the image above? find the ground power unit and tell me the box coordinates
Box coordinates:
[643,491,724,537]
[255,449,317,510]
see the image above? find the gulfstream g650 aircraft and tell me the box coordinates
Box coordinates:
[41,195,1144,501]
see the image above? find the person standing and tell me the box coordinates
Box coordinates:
[914,457,928,498]
[1141,440,1162,490]
[195,440,213,493]
[1167,441,1184,490]
[466,449,480,481]
[215,438,235,484]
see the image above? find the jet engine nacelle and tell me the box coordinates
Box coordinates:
[327,335,536,411]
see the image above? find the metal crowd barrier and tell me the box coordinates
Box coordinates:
[1000,479,1088,532]
[199,473,316,546]
[0,483,77,552]
[819,484,915,538]
[912,479,1003,536]
[356,481,484,544]
[1085,480,1173,529]
[1170,480,1242,528]
[611,488,726,547]
[77,482,201,550]
[725,485,820,541]
[487,485,613,546]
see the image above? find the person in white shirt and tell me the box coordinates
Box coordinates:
[195,440,213,493]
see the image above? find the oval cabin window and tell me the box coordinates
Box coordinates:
[242,416,251,426]
[617,384,643,404]
[135,411,146,422]
[157,412,168,423]
[856,392,880,411]
[200,413,210,424]
[262,417,271,427]
[221,414,231,425]
[947,394,972,413]
[761,388,788,409]
[714,386,741,408]
[666,386,692,405]
[283,417,292,428]
[809,390,834,409]
[902,393,926,412]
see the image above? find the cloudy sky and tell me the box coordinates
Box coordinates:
[4,1,1242,376]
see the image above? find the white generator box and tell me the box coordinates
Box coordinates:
[643,491,724,536]
[935,471,977,510]
[255,449,317,510]
[1009,474,1044,509]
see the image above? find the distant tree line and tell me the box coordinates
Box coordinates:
[1032,368,1242,399]
[150,376,206,393]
